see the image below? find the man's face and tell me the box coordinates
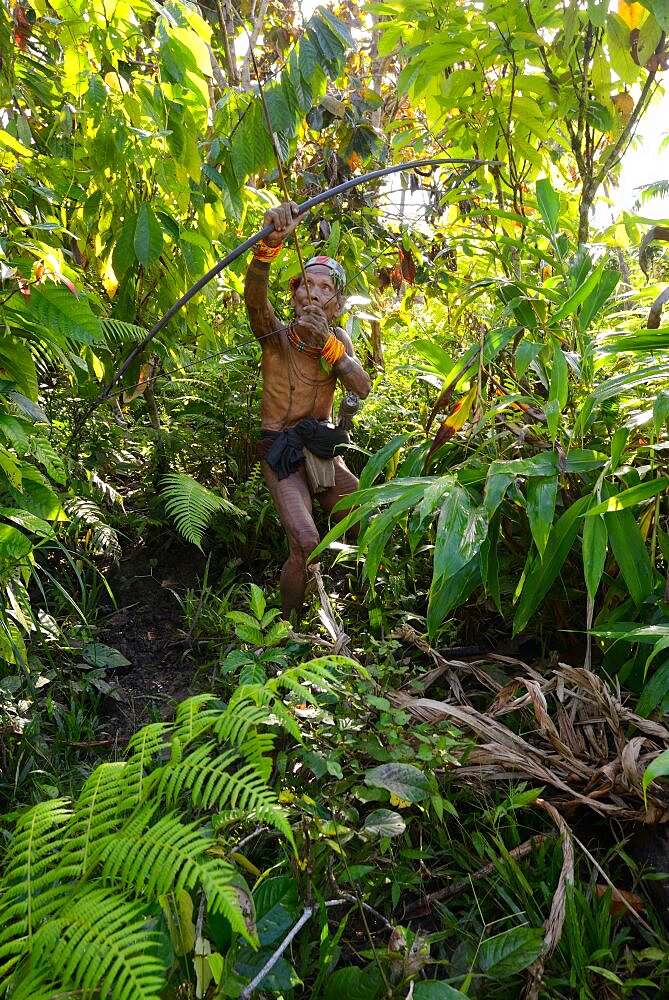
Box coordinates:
[291,265,341,322]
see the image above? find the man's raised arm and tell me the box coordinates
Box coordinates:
[244,202,304,339]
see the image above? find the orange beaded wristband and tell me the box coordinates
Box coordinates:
[321,334,346,365]
[251,239,283,263]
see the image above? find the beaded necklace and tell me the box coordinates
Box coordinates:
[286,322,323,358]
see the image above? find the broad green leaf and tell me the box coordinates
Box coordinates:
[582,513,607,600]
[364,762,430,803]
[30,437,67,485]
[514,494,592,634]
[414,984,469,999]
[526,474,557,557]
[134,203,164,268]
[577,268,618,332]
[413,339,454,377]
[638,658,669,717]
[362,809,406,838]
[8,392,48,424]
[433,488,488,581]
[605,505,654,607]
[0,524,33,559]
[0,337,38,399]
[515,339,543,379]
[81,643,131,669]
[359,434,413,490]
[254,877,296,947]
[249,584,266,620]
[536,178,560,232]
[428,556,481,637]
[323,966,383,1000]
[478,925,545,977]
[587,478,669,515]
[112,214,137,277]
[642,0,669,32]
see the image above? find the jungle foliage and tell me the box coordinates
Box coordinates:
[1,0,669,997]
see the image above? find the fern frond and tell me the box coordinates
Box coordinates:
[156,743,292,841]
[633,179,669,208]
[214,698,279,746]
[100,318,150,347]
[173,693,220,744]
[67,763,135,872]
[0,799,73,964]
[3,967,58,1000]
[97,806,255,940]
[161,473,242,549]
[30,887,166,1000]
[64,496,121,561]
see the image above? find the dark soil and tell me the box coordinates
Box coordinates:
[99,538,209,742]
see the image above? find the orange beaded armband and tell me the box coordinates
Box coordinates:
[251,239,283,263]
[321,334,346,366]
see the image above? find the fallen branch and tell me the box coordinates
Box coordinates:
[238,896,392,999]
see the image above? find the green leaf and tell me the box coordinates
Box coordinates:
[605,504,654,606]
[536,178,560,233]
[8,392,48,423]
[23,284,103,345]
[413,984,469,1000]
[526,474,557,557]
[653,389,669,433]
[364,763,430,803]
[362,809,406,838]
[638,660,669,717]
[478,925,545,977]
[433,489,488,581]
[578,268,618,332]
[134,203,164,268]
[582,514,607,600]
[587,478,669,515]
[515,339,543,379]
[81,643,130,669]
[239,662,267,685]
[0,523,33,559]
[253,877,297,947]
[112,215,137,277]
[642,748,669,801]
[323,966,383,1000]
[514,494,592,634]
[413,339,454,377]
[248,584,266,620]
[359,434,412,490]
[30,437,67,484]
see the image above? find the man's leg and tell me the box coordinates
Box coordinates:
[262,461,320,616]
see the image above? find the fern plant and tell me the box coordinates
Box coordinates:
[0,660,342,1000]
[161,472,243,549]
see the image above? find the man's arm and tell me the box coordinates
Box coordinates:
[244,202,304,340]
[244,257,277,339]
[332,329,371,399]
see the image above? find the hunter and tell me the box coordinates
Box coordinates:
[244,201,371,616]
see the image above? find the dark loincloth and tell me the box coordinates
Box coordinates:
[259,418,350,481]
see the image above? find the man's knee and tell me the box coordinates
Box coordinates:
[289,526,320,564]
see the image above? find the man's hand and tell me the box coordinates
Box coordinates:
[293,304,330,347]
[264,202,306,248]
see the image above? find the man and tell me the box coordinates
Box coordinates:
[244,201,371,616]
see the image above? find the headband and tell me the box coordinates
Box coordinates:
[304,255,347,292]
